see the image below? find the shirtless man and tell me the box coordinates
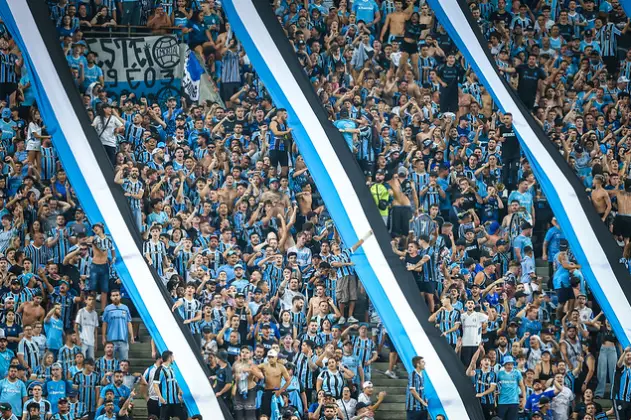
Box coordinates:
[259,349,291,417]
[217,175,239,211]
[296,184,323,216]
[87,223,115,311]
[590,174,612,223]
[232,346,264,420]
[388,170,413,237]
[18,293,45,326]
[502,199,521,231]
[613,177,631,244]
[380,0,414,43]
[307,283,328,318]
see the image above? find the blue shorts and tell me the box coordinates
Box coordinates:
[89,262,110,293]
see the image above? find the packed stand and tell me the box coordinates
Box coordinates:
[0,0,627,420]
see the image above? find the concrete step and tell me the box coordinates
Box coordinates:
[375,411,406,420]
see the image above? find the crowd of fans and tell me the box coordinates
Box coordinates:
[0,0,625,420]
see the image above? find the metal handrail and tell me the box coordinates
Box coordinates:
[77,23,186,40]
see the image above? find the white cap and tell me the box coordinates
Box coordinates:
[267,350,278,358]
[362,381,373,389]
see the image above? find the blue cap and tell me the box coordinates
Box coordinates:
[157,142,166,148]
[1,108,10,119]
[502,356,515,365]
[487,221,500,235]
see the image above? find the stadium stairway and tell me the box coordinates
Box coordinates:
[101,321,410,420]
[92,321,153,419]
[370,362,407,420]
[100,258,560,420]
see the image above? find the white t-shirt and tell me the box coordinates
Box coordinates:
[75,307,99,346]
[92,115,123,147]
[358,393,371,405]
[461,311,489,347]
[337,398,357,420]
[578,306,593,323]
[27,122,42,143]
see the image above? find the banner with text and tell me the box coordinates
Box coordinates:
[86,35,184,104]
[182,49,204,102]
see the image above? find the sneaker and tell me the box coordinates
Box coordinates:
[338,317,346,325]
[384,370,398,379]
[347,316,359,323]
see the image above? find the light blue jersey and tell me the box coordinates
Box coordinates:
[497,368,522,404]
[102,304,132,342]
[0,378,27,413]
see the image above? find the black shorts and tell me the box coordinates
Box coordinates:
[270,149,289,168]
[614,214,631,238]
[556,286,574,304]
[0,82,17,100]
[417,281,436,294]
[401,40,418,55]
[147,399,160,417]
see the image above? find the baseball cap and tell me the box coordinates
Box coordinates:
[0,403,11,411]
[1,108,10,119]
[356,402,369,411]
[362,381,373,389]
[215,350,229,362]
[531,412,543,418]
[520,221,533,230]
[267,349,278,357]
[487,221,500,235]
[538,396,550,404]
[234,264,244,270]
[514,291,527,299]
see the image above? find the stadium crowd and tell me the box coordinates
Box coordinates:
[0,0,625,419]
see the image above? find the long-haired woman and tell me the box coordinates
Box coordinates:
[26,108,49,173]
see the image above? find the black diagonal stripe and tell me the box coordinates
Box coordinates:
[21,2,227,415]
[246,2,485,418]
[441,0,631,305]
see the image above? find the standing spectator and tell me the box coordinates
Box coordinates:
[152,351,185,420]
[405,356,428,420]
[101,289,133,361]
[496,356,526,420]
[74,293,98,360]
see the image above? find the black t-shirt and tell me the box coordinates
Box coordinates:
[499,123,520,159]
[558,23,574,41]
[490,10,512,26]
[435,33,455,56]
[461,191,478,211]
[213,365,234,394]
[516,64,545,103]
[464,239,480,261]
[437,64,463,86]
[405,253,423,283]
